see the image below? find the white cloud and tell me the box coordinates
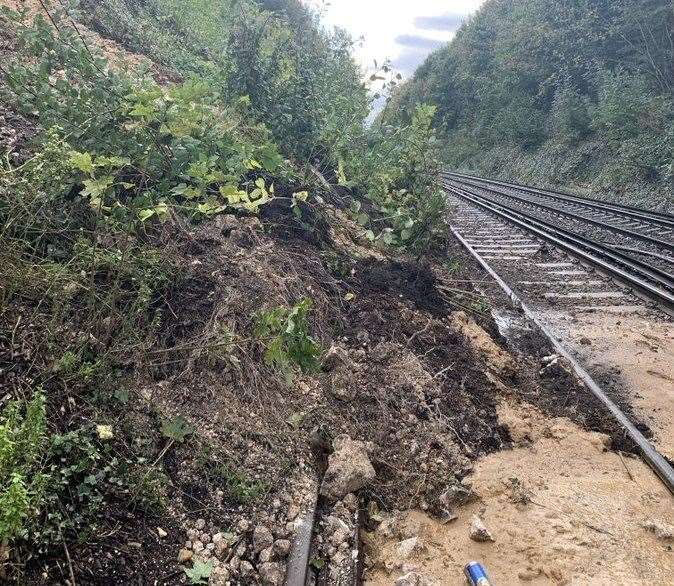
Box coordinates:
[306,0,485,77]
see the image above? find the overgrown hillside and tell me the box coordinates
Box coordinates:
[0,0,454,583]
[386,0,673,211]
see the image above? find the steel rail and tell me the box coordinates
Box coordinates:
[445,175,674,253]
[444,171,674,228]
[444,181,674,292]
[444,183,674,310]
[450,226,674,496]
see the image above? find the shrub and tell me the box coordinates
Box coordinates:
[254,298,322,381]
[343,104,448,255]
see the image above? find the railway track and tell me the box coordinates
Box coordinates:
[443,172,674,312]
[443,171,674,495]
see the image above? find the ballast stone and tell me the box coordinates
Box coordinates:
[320,435,375,501]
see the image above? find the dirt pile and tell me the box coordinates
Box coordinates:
[3,188,656,583]
[365,400,674,585]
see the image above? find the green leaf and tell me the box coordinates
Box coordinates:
[184,560,213,585]
[356,213,369,226]
[69,151,94,175]
[220,185,246,205]
[197,200,227,216]
[257,144,283,172]
[382,231,397,245]
[161,416,193,443]
[129,102,155,119]
[114,389,130,404]
[82,176,114,199]
[365,230,375,242]
[138,208,155,222]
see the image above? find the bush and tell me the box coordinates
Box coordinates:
[0,393,47,543]
[342,104,448,255]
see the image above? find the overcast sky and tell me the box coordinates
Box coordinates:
[307,1,485,78]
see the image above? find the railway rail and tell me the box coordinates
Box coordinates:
[443,171,674,496]
[443,172,674,312]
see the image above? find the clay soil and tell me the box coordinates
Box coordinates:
[365,400,674,585]
[539,308,674,461]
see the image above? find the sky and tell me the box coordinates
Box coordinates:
[307,1,486,79]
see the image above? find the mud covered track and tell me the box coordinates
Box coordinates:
[444,173,674,495]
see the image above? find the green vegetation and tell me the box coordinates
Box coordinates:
[0,0,446,577]
[255,298,322,381]
[0,393,122,548]
[386,0,673,208]
[0,393,47,543]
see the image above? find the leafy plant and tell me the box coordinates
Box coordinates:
[342,104,448,255]
[184,560,213,584]
[254,298,322,381]
[160,416,194,444]
[0,392,47,543]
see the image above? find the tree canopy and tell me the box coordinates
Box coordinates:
[386,0,673,207]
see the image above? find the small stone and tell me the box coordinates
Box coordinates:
[201,533,211,543]
[195,518,206,531]
[239,560,254,576]
[237,519,251,532]
[469,516,495,543]
[273,539,291,556]
[156,527,167,538]
[397,536,422,559]
[235,541,247,558]
[209,564,231,586]
[193,540,205,553]
[326,515,351,547]
[395,572,421,586]
[322,345,349,371]
[177,549,193,563]
[253,525,274,553]
[644,519,674,541]
[214,540,229,559]
[287,504,300,521]
[187,529,199,541]
[259,561,284,586]
[259,546,273,563]
[320,435,375,501]
[342,493,359,512]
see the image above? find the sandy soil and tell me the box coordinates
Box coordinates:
[540,308,674,461]
[365,400,674,585]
